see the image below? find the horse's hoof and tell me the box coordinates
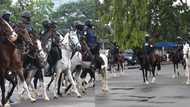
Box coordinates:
[53,96,58,99]
[57,92,63,97]
[77,95,82,98]
[4,102,11,107]
[186,81,190,85]
[101,91,107,96]
[30,98,36,103]
[151,77,156,83]
[44,97,50,101]
[172,75,176,79]
[145,81,149,85]
[102,89,109,93]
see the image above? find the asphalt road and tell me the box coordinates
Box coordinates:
[96,64,190,107]
[2,64,190,107]
[7,76,95,107]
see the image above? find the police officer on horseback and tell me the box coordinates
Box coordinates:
[143,33,155,70]
[84,20,104,68]
[40,19,62,76]
[20,10,33,33]
[144,33,152,55]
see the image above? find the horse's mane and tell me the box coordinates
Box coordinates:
[14,22,33,45]
[0,17,14,37]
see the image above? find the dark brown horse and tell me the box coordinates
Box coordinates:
[135,47,161,84]
[0,18,35,106]
[169,47,184,79]
[108,49,125,73]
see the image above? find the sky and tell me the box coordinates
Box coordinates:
[12,0,190,8]
[12,0,79,8]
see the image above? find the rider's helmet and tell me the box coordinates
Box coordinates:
[2,10,11,17]
[21,10,32,18]
[145,33,150,42]
[73,21,84,30]
[1,10,11,22]
[85,20,93,28]
[21,10,32,23]
[42,19,51,29]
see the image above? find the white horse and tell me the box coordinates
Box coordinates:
[99,52,109,93]
[183,42,190,85]
[53,30,82,98]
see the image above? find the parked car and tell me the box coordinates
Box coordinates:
[122,49,137,65]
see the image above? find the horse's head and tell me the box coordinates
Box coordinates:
[183,42,190,59]
[0,18,18,42]
[60,30,81,51]
[34,39,47,64]
[69,31,81,51]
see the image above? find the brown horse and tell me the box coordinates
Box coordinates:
[0,18,35,106]
[135,47,161,84]
[108,49,125,73]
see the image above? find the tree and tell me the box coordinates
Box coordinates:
[1,0,54,32]
[96,0,149,48]
[52,0,96,30]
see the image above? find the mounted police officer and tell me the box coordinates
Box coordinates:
[111,41,119,62]
[142,33,154,70]
[40,19,62,75]
[20,10,33,33]
[84,20,104,69]
[143,33,151,55]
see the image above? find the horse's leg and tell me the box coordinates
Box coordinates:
[176,63,180,79]
[46,65,55,90]
[121,62,124,72]
[145,69,149,84]
[57,72,63,96]
[173,64,176,78]
[157,62,161,75]
[53,68,61,98]
[0,72,6,106]
[67,66,81,97]
[151,65,156,83]
[5,73,17,104]
[17,68,36,102]
[117,63,120,71]
[75,66,86,94]
[46,74,55,91]
[40,68,50,101]
[100,67,109,94]
[142,69,145,83]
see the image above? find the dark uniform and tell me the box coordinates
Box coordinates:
[40,20,62,75]
[84,20,104,69]
[142,34,154,70]
[20,11,33,33]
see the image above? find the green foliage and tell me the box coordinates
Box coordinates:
[96,0,190,49]
[0,0,54,32]
[52,0,96,30]
[96,0,148,49]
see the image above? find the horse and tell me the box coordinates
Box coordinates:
[183,42,190,84]
[135,47,161,84]
[52,30,82,98]
[169,46,184,79]
[22,36,49,101]
[108,48,125,75]
[0,18,35,106]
